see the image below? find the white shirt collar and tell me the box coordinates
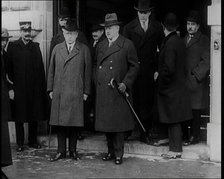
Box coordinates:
[66,41,76,51]
[108,34,119,44]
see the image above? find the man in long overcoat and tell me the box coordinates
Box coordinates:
[123,0,164,143]
[1,28,12,179]
[95,13,139,165]
[158,13,192,159]
[182,11,210,146]
[7,22,47,152]
[47,19,91,161]
[48,7,89,140]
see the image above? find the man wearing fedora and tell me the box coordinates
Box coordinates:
[6,21,47,152]
[95,13,139,165]
[182,10,210,146]
[158,13,192,159]
[1,27,13,179]
[123,0,164,144]
[48,7,89,140]
[47,19,91,162]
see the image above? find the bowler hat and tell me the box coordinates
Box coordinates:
[187,10,200,24]
[163,12,179,31]
[134,0,154,12]
[58,7,71,18]
[100,13,122,27]
[90,24,104,31]
[62,18,78,31]
[2,28,12,38]
[19,21,32,30]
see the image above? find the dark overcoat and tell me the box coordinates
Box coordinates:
[183,31,210,109]
[158,32,192,124]
[6,39,47,123]
[1,53,12,167]
[123,16,164,119]
[95,35,139,132]
[47,41,91,126]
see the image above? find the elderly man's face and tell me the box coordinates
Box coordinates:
[138,11,151,22]
[105,25,119,40]
[187,21,200,34]
[62,28,78,44]
[92,29,104,41]
[20,29,31,42]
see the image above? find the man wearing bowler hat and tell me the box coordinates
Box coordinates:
[95,13,139,165]
[6,21,47,152]
[182,10,210,146]
[158,13,192,159]
[123,0,164,144]
[48,6,89,140]
[47,19,91,161]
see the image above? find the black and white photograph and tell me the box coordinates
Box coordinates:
[1,0,221,178]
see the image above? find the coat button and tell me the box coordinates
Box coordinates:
[110,67,113,70]
[110,61,112,63]
[99,66,102,69]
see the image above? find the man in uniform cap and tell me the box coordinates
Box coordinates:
[47,19,91,162]
[6,21,48,152]
[1,27,13,179]
[95,13,139,165]
[182,10,210,146]
[123,0,164,144]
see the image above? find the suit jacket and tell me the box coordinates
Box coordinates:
[158,32,192,124]
[123,16,164,118]
[7,38,47,123]
[95,35,139,132]
[183,31,210,109]
[47,41,91,126]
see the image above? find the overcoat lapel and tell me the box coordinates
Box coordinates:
[186,31,201,48]
[99,36,124,65]
[60,42,79,66]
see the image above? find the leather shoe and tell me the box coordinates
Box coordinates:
[50,153,66,162]
[16,146,23,152]
[28,143,41,149]
[102,153,115,161]
[115,157,122,165]
[183,136,199,146]
[69,151,80,160]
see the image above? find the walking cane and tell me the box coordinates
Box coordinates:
[48,125,52,148]
[109,78,148,134]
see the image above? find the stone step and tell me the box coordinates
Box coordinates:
[37,133,210,161]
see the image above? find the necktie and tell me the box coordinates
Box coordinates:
[93,40,98,47]
[142,21,147,32]
[187,34,193,44]
[68,46,72,53]
[108,41,113,47]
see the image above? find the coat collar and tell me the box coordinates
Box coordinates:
[160,31,177,49]
[14,38,34,49]
[184,31,202,48]
[60,41,80,65]
[98,35,125,65]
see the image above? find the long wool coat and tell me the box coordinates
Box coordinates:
[1,53,12,167]
[183,31,210,109]
[123,16,164,119]
[6,39,48,123]
[47,41,91,126]
[95,35,139,132]
[158,32,192,124]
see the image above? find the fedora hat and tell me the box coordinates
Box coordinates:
[163,12,179,31]
[62,18,78,31]
[2,28,12,38]
[90,24,104,31]
[134,0,154,12]
[100,13,122,27]
[187,10,200,24]
[19,21,32,31]
[57,7,71,18]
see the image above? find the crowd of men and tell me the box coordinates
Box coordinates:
[1,0,210,176]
